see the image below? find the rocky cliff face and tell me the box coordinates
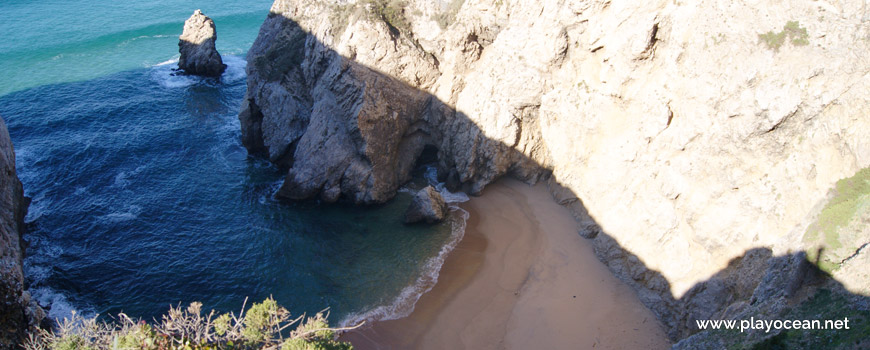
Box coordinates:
[238,0,547,204]
[0,116,43,350]
[240,0,870,342]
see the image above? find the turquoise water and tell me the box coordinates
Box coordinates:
[0,1,269,96]
[0,0,466,325]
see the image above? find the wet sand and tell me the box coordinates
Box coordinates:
[342,179,671,349]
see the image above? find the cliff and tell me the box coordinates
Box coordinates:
[239,0,870,343]
[0,116,43,350]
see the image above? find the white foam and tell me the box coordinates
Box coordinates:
[222,55,247,83]
[149,54,246,88]
[112,165,147,188]
[339,206,469,327]
[153,71,197,89]
[424,166,470,203]
[23,264,51,285]
[100,212,138,222]
[149,57,195,88]
[24,238,88,323]
[25,192,50,222]
[98,205,142,223]
[31,287,91,322]
[153,58,179,67]
[436,184,470,204]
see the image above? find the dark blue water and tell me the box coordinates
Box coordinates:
[0,1,466,326]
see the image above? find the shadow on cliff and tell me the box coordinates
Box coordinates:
[240,12,870,347]
[174,39,227,78]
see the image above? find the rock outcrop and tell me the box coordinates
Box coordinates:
[404,186,448,224]
[178,10,226,77]
[240,0,870,342]
[239,1,545,204]
[0,116,43,350]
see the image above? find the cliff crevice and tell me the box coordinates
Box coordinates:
[239,0,870,344]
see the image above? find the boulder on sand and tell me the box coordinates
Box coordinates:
[404,186,448,224]
[177,10,226,77]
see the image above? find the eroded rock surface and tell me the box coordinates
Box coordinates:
[405,186,448,224]
[0,116,43,350]
[241,0,870,342]
[178,10,226,77]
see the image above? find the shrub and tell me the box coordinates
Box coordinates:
[803,167,870,272]
[365,0,411,36]
[784,20,809,46]
[23,299,360,350]
[759,20,809,51]
[328,4,358,36]
[280,314,351,350]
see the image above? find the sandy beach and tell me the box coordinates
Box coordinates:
[343,179,671,349]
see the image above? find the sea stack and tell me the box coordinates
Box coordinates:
[404,186,448,224]
[177,9,226,77]
[0,116,44,349]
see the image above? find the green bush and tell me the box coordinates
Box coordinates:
[784,20,809,46]
[803,167,870,272]
[328,4,358,36]
[242,299,278,343]
[115,324,157,350]
[365,0,411,36]
[52,335,89,350]
[759,20,809,51]
[281,315,352,350]
[24,299,358,350]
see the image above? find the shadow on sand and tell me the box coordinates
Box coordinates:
[240,8,870,349]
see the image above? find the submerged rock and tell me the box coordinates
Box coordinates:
[404,186,448,224]
[178,10,226,77]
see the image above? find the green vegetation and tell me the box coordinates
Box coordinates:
[704,288,870,350]
[432,0,465,29]
[24,299,357,350]
[328,4,358,37]
[802,167,870,272]
[326,1,441,39]
[759,20,809,51]
[783,21,810,46]
[365,0,411,36]
[758,31,786,51]
[750,289,870,350]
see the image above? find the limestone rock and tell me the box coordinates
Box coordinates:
[178,10,226,77]
[0,116,42,350]
[404,186,448,224]
[242,0,870,341]
[240,1,546,204]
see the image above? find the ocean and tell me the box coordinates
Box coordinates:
[0,0,467,326]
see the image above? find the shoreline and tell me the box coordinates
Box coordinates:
[342,178,671,349]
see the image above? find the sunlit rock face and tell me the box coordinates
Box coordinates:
[178,9,226,77]
[241,0,870,341]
